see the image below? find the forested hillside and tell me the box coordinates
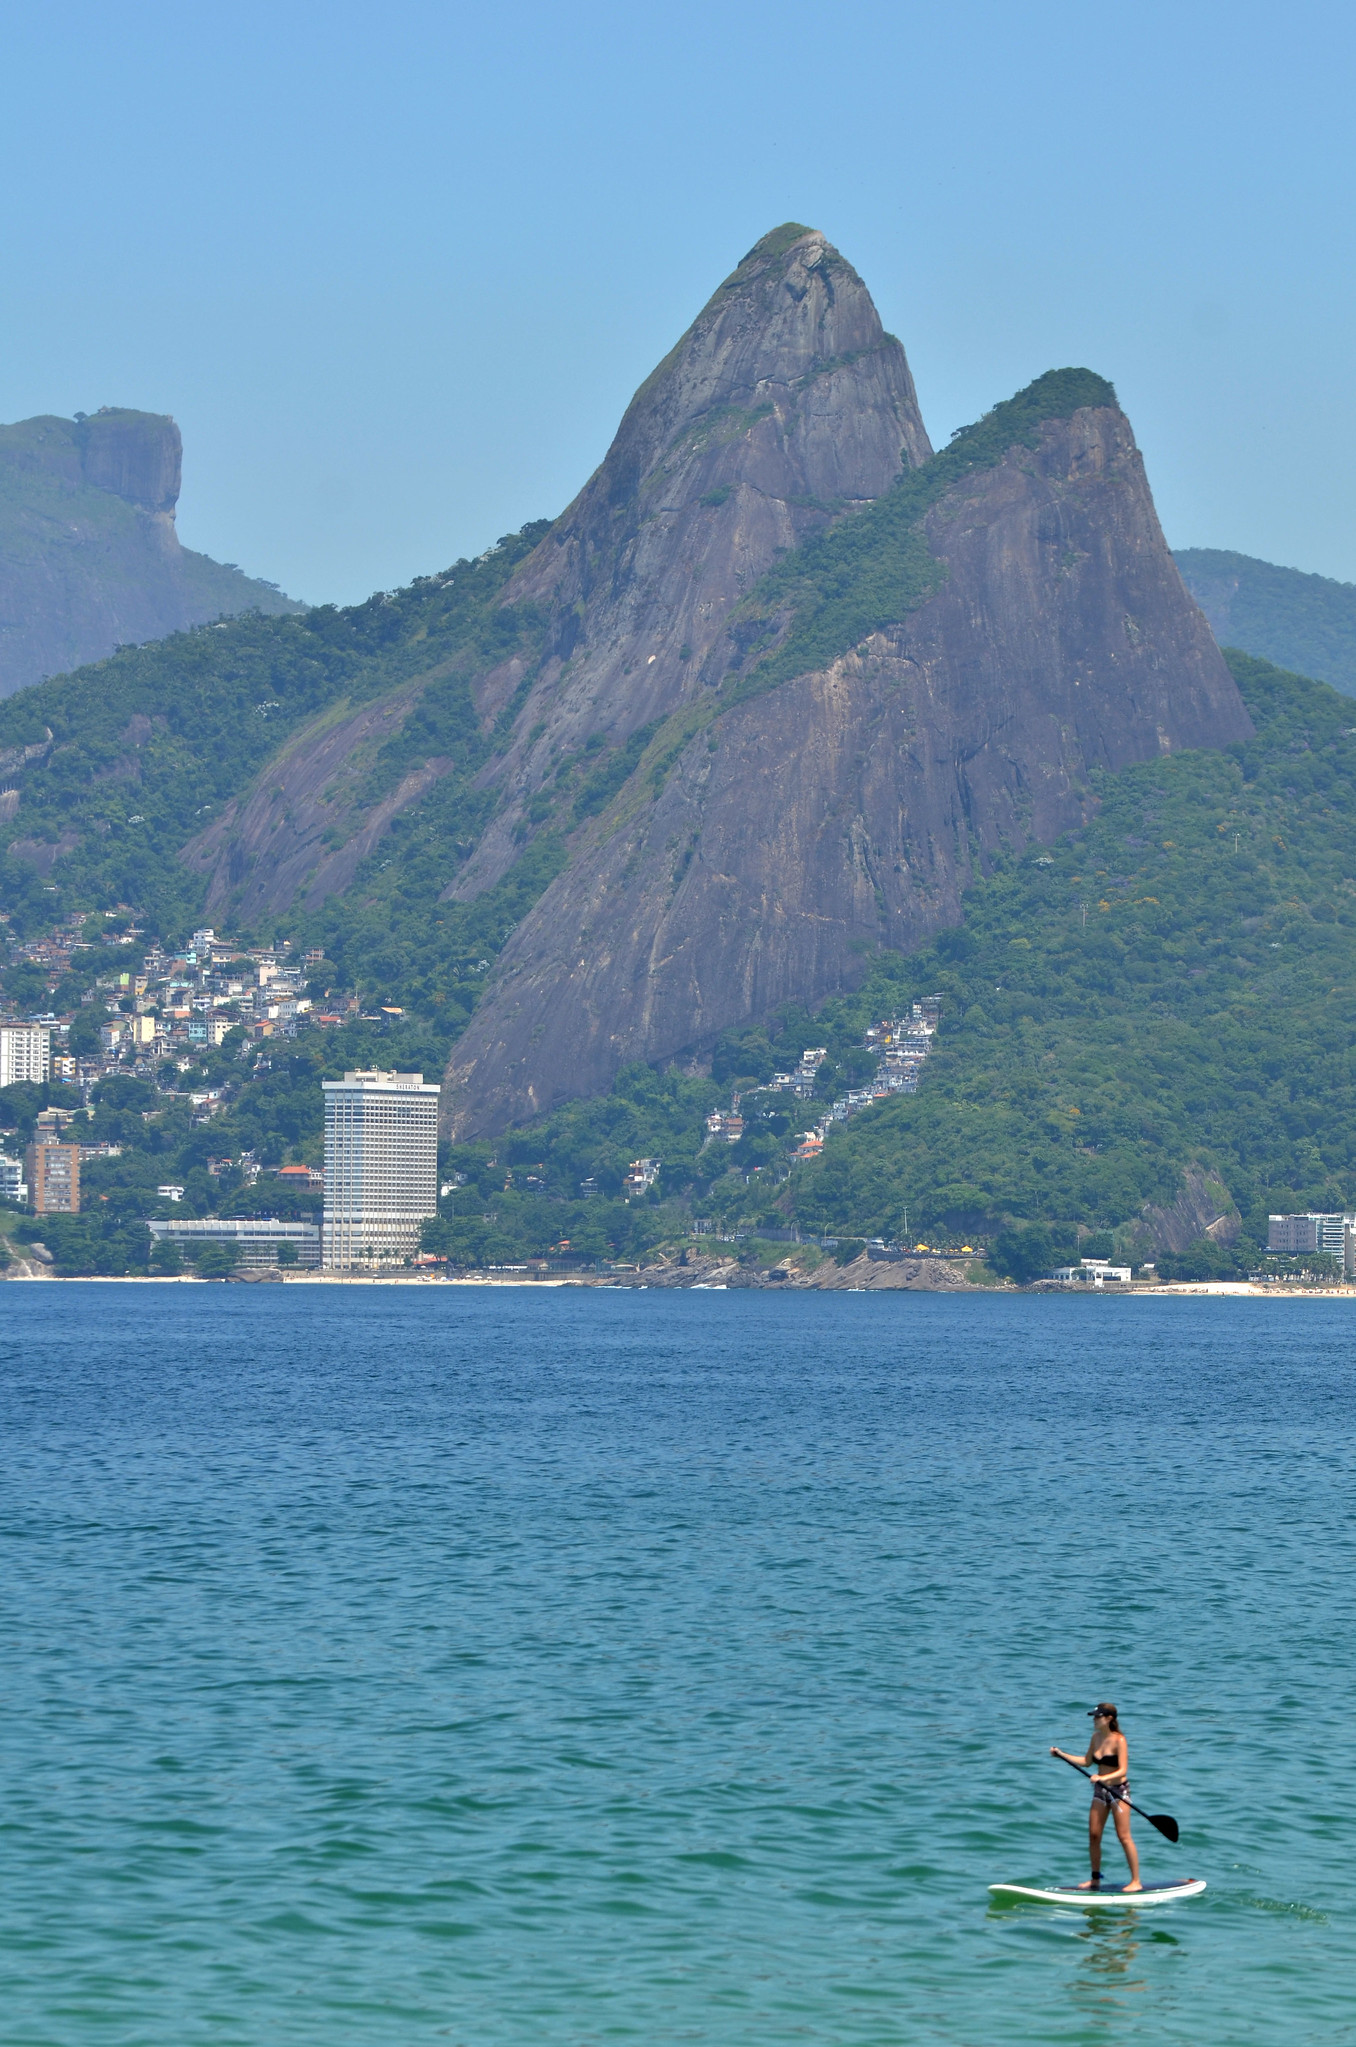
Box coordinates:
[8,650,1356,1277]
[0,524,554,977]
[783,651,1356,1264]
[1176,548,1356,697]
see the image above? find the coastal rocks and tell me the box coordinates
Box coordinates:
[444,397,1251,1135]
[799,1252,975,1291]
[1,1245,55,1279]
[573,1248,980,1290]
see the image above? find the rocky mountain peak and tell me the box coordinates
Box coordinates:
[585,222,932,517]
[452,224,933,899]
[444,372,1253,1136]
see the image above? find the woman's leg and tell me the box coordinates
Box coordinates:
[1079,1799,1109,1885]
[1111,1798,1141,1889]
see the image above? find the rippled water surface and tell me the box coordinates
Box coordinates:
[1,1285,1353,2044]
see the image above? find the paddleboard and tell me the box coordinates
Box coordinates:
[989,1878,1206,1907]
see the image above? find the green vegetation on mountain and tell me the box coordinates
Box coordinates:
[773,649,1356,1262]
[731,369,1117,695]
[1175,548,1356,698]
[0,523,551,947]
[12,650,1356,1277]
[434,647,1356,1269]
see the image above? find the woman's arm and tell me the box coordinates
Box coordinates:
[1049,1746,1092,1766]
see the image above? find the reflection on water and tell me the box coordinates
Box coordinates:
[1069,1913,1148,2028]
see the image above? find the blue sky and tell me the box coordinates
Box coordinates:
[2,0,1352,604]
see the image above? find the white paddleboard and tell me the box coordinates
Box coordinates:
[989,1878,1206,1907]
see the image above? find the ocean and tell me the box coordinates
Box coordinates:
[0,1284,1351,2045]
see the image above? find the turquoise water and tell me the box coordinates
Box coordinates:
[1,1286,1351,2045]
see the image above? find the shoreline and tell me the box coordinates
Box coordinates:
[6,1267,1356,1297]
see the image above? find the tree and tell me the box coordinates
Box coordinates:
[988,1222,1076,1284]
[1155,1237,1248,1283]
[192,1242,238,1279]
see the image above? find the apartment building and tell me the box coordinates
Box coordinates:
[322,1070,440,1269]
[0,1024,50,1087]
[1267,1212,1351,1259]
[26,1140,79,1215]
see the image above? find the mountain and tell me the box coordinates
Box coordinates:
[0,407,303,699]
[9,649,1355,1282]
[0,230,1250,1118]
[1175,547,1356,696]
[441,336,1249,1128]
[181,225,933,927]
[1,226,1352,1278]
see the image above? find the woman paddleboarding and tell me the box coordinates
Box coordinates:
[1051,1702,1141,1891]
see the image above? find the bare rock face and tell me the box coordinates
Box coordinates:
[182,675,456,922]
[444,401,1252,1135]
[0,408,301,698]
[76,409,182,514]
[447,223,932,899]
[1139,1163,1241,1254]
[181,224,933,932]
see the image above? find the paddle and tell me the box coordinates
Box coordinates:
[1053,1753,1180,1843]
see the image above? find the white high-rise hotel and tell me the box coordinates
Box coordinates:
[322,1069,440,1270]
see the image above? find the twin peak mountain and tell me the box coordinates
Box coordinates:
[192,223,1251,1136]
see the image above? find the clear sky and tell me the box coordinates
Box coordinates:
[2,0,1352,605]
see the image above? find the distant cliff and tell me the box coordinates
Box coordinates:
[0,408,302,698]
[1174,547,1356,697]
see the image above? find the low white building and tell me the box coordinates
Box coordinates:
[1051,1259,1133,1287]
[148,1217,321,1269]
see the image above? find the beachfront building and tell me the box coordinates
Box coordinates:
[0,1024,50,1088]
[1050,1259,1133,1287]
[0,1155,27,1206]
[322,1069,440,1270]
[147,1217,321,1269]
[1267,1212,1353,1259]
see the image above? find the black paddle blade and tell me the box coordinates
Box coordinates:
[1147,1813,1179,1843]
